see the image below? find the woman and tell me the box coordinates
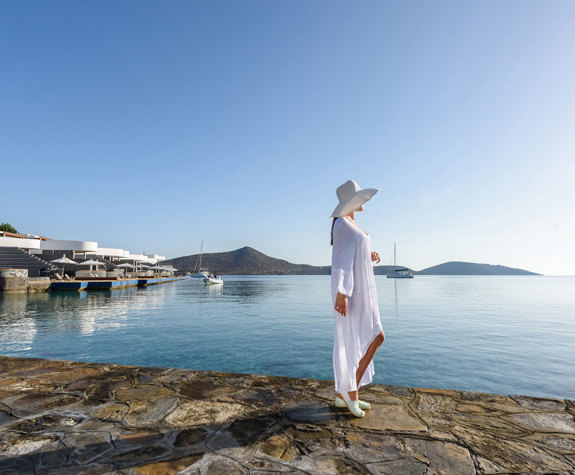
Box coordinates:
[330,179,386,417]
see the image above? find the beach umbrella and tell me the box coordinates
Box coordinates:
[51,256,77,276]
[78,259,106,272]
[115,262,134,274]
[148,265,165,275]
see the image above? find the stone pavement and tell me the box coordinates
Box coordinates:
[0,356,574,474]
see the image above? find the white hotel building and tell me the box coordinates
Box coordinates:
[0,231,165,277]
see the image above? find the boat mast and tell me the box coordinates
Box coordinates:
[193,240,204,274]
[394,243,397,268]
[198,240,203,271]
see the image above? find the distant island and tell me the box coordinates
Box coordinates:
[416,261,540,276]
[164,247,541,276]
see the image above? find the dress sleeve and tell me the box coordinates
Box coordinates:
[331,219,356,297]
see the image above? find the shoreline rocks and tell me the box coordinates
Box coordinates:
[0,355,574,473]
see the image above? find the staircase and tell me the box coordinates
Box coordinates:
[0,247,57,277]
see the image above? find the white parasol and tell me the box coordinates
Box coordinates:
[78,259,107,272]
[51,256,77,276]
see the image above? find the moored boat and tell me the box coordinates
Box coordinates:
[387,244,414,279]
[203,274,223,285]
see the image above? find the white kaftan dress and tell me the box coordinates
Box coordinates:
[332,216,383,395]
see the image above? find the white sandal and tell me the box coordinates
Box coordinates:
[335,395,371,410]
[337,393,365,417]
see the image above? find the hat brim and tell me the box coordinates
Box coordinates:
[330,187,380,218]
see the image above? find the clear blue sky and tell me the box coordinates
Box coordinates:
[2,1,574,275]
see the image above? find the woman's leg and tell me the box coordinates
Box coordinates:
[336,390,358,401]
[355,331,385,386]
[336,331,385,401]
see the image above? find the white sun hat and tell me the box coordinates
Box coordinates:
[330,179,380,218]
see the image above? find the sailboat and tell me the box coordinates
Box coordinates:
[387,243,414,278]
[192,241,210,278]
[192,241,223,285]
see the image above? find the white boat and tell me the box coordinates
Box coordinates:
[203,275,223,285]
[192,242,218,281]
[387,268,413,278]
[387,244,414,279]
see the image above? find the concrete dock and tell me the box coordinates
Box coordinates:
[0,355,574,474]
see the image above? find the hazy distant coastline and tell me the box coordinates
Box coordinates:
[163,247,541,276]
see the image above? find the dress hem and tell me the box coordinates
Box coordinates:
[334,324,383,395]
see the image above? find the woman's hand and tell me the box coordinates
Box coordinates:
[371,251,381,264]
[335,292,348,316]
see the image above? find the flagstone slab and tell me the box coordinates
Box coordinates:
[367,456,428,474]
[342,431,404,463]
[522,433,575,453]
[93,401,129,421]
[164,400,246,427]
[132,454,203,474]
[124,397,180,427]
[0,410,17,428]
[258,433,302,461]
[403,438,475,474]
[506,411,575,433]
[116,384,175,401]
[0,355,574,474]
[283,399,338,423]
[349,403,428,432]
[510,395,566,412]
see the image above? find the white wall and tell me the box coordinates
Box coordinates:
[0,236,41,250]
[40,240,98,252]
[0,234,165,264]
[93,247,128,258]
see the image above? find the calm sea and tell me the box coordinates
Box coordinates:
[1,276,573,399]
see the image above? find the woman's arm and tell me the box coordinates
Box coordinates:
[331,220,356,315]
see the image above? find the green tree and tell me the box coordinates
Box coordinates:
[0,223,19,233]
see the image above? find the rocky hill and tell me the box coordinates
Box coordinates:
[164,248,539,276]
[163,247,330,275]
[417,261,540,275]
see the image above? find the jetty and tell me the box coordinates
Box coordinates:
[0,356,574,473]
[0,269,186,294]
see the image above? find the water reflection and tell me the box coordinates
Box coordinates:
[0,285,169,343]
[394,279,399,317]
[213,278,295,304]
[206,284,223,296]
[0,293,38,352]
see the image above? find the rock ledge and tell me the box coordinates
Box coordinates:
[1,355,574,474]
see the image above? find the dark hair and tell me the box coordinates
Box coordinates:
[330,217,337,245]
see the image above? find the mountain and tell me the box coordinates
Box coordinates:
[416,261,540,275]
[163,246,330,275]
[164,248,540,276]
